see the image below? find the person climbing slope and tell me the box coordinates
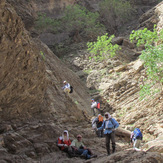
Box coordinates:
[92,114,104,137]
[130,128,143,151]
[91,99,98,116]
[62,81,71,93]
[96,112,119,155]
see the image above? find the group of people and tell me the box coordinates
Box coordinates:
[57,112,120,158]
[57,130,97,159]
[61,81,143,159]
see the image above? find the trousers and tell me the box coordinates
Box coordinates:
[105,131,115,154]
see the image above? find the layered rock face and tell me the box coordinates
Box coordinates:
[0,0,46,121]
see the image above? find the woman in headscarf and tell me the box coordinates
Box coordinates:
[57,130,71,152]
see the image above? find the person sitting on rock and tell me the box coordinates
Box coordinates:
[96,112,119,155]
[91,99,98,116]
[62,81,71,94]
[92,114,104,137]
[130,128,143,151]
[70,134,97,159]
[57,130,71,154]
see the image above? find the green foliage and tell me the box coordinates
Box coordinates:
[99,0,134,25]
[40,51,45,60]
[35,13,61,32]
[139,83,160,100]
[35,5,105,39]
[130,25,163,99]
[130,25,158,46]
[74,100,79,105]
[61,4,106,39]
[87,33,121,61]
[83,69,92,74]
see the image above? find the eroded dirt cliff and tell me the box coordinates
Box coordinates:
[0,0,46,121]
[0,0,91,162]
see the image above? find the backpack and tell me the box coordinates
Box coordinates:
[96,102,100,109]
[133,128,143,140]
[69,86,73,93]
[98,115,103,122]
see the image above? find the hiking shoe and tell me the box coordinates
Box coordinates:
[80,154,86,159]
[90,154,97,158]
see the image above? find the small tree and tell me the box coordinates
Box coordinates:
[130,25,163,99]
[35,13,61,32]
[87,33,121,61]
[61,5,106,40]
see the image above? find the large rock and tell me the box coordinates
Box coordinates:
[143,135,163,154]
[138,1,163,30]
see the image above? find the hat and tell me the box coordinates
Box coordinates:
[77,134,82,138]
[63,81,67,83]
[91,99,94,101]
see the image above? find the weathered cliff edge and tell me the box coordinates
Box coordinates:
[0,0,91,162]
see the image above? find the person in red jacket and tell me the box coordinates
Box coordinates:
[57,130,71,152]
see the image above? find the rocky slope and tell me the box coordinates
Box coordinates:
[0,0,91,162]
[64,1,163,154]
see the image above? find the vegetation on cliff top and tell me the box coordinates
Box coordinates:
[35,4,105,40]
[130,25,163,98]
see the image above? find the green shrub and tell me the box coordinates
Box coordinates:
[130,25,163,99]
[62,5,105,37]
[35,5,106,40]
[35,13,61,32]
[40,51,45,60]
[87,33,121,61]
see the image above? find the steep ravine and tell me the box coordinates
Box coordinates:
[0,0,162,163]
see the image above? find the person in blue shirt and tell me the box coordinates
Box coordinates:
[96,112,119,155]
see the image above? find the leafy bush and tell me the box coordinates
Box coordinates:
[130,25,163,98]
[62,5,105,38]
[35,13,61,32]
[87,33,121,61]
[35,5,106,40]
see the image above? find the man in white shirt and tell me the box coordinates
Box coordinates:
[62,81,71,93]
[91,99,97,116]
